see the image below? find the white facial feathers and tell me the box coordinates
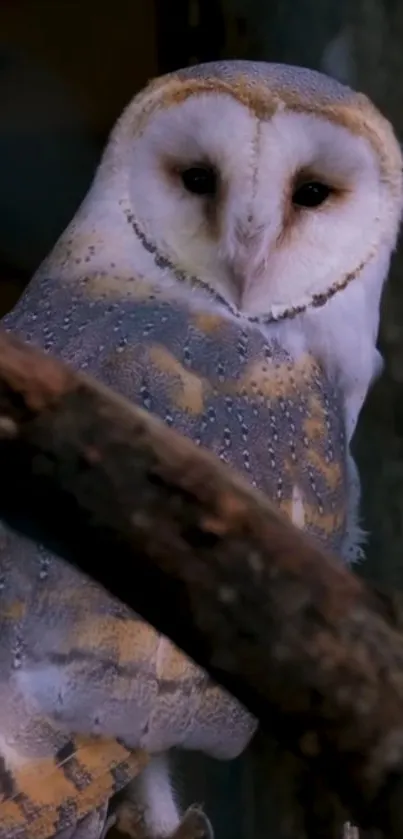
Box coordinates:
[36,63,402,447]
[44,64,402,329]
[124,91,397,319]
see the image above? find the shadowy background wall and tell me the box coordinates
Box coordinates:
[1,2,402,838]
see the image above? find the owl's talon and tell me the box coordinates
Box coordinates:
[110,802,213,839]
[343,822,359,839]
[168,806,214,839]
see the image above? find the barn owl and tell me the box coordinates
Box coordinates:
[0,61,401,839]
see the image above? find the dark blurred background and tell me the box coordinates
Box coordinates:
[1,3,403,837]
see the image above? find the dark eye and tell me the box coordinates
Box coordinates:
[180,166,217,196]
[292,181,332,208]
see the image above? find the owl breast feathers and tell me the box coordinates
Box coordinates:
[0,60,401,839]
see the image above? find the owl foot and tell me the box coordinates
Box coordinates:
[342,822,359,839]
[110,802,213,839]
[168,806,214,839]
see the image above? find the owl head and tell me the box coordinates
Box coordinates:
[47,61,402,325]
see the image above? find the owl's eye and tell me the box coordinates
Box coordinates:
[292,181,332,208]
[180,166,217,196]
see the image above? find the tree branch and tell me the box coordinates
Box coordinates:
[0,331,402,837]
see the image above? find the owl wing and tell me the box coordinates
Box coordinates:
[0,510,254,839]
[0,530,149,835]
[22,272,348,555]
[0,722,147,839]
[0,270,353,836]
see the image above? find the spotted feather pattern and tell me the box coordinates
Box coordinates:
[0,238,352,839]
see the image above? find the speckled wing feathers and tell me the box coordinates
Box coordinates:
[0,730,147,839]
[0,271,351,839]
[0,47,399,838]
[5,273,349,549]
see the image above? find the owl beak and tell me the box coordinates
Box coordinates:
[231,269,250,309]
[229,224,268,310]
[231,260,266,312]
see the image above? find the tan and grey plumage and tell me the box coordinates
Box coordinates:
[0,60,401,839]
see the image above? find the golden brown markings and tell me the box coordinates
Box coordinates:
[230,353,319,401]
[61,741,147,824]
[5,755,77,837]
[303,394,343,491]
[200,684,240,716]
[0,600,26,621]
[279,415,346,534]
[131,75,401,189]
[306,448,343,493]
[66,616,159,665]
[155,636,202,682]
[70,737,144,786]
[84,272,171,303]
[148,345,208,416]
[303,395,331,438]
[190,311,227,334]
[277,379,346,537]
[0,739,148,839]
[144,348,338,446]
[232,359,298,401]
[134,76,277,127]
[37,583,107,615]
[0,800,28,835]
[307,505,346,537]
[279,495,345,537]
